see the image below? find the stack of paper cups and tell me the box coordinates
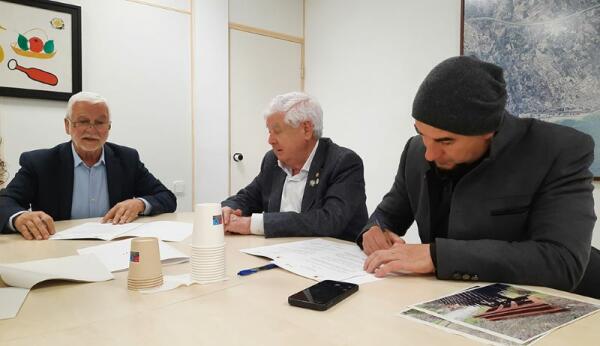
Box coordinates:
[127,237,164,290]
[191,203,226,283]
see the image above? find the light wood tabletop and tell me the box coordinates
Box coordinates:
[1,212,598,345]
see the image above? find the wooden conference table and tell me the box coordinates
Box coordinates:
[0,212,598,346]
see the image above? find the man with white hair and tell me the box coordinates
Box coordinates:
[0,91,176,240]
[221,92,368,241]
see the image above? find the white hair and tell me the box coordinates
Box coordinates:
[264,91,323,139]
[66,91,110,119]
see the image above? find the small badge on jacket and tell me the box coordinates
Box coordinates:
[309,172,320,187]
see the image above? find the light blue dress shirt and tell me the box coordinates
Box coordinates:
[70,144,110,219]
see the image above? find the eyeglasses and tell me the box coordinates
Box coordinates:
[68,119,111,130]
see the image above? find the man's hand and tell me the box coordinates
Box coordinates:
[102,199,145,224]
[361,225,404,255]
[222,207,242,227]
[363,243,435,277]
[14,211,56,240]
[224,215,251,235]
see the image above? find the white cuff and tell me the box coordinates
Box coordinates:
[136,198,152,215]
[250,213,265,235]
[8,211,28,232]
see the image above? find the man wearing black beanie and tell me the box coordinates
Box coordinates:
[358,56,599,298]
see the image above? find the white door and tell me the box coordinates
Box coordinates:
[229,29,302,194]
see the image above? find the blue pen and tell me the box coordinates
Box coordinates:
[237,263,278,276]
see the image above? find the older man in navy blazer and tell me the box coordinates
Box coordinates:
[0,91,176,240]
[222,92,368,241]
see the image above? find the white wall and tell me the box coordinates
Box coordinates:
[192,0,230,205]
[0,0,193,211]
[229,0,303,36]
[304,0,462,242]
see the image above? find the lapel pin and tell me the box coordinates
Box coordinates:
[309,179,316,187]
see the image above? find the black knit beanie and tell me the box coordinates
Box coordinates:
[412,56,507,135]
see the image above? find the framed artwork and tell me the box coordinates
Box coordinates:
[0,0,81,101]
[461,0,600,177]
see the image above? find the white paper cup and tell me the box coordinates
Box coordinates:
[192,203,225,247]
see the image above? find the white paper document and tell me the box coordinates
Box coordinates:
[0,254,114,289]
[241,239,380,284]
[0,254,113,320]
[50,221,193,242]
[0,287,30,320]
[138,274,229,294]
[139,274,194,294]
[77,238,189,272]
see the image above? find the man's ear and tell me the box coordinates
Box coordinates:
[303,121,314,139]
[64,118,71,135]
[482,131,494,140]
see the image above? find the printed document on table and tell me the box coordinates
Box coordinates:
[77,238,190,272]
[0,254,113,288]
[241,239,380,284]
[50,221,193,242]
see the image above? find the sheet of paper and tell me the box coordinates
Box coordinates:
[138,274,229,294]
[50,222,142,241]
[0,287,30,320]
[123,221,193,242]
[0,254,114,288]
[139,274,193,294]
[50,221,193,242]
[77,238,189,272]
[241,239,380,284]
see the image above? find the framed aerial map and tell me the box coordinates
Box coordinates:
[462,0,600,176]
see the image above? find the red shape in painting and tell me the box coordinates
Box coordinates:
[28,37,44,53]
[7,59,58,86]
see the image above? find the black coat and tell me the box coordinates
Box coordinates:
[361,114,598,295]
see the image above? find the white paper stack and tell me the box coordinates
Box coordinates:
[240,239,380,285]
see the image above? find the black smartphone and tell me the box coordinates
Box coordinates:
[288,280,359,311]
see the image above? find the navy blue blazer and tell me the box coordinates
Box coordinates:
[222,138,368,241]
[0,141,176,232]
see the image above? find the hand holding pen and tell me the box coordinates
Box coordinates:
[377,219,405,247]
[361,219,404,255]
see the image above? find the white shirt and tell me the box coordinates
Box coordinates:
[250,142,319,235]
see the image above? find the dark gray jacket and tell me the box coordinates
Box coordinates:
[360,114,597,292]
[222,138,368,241]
